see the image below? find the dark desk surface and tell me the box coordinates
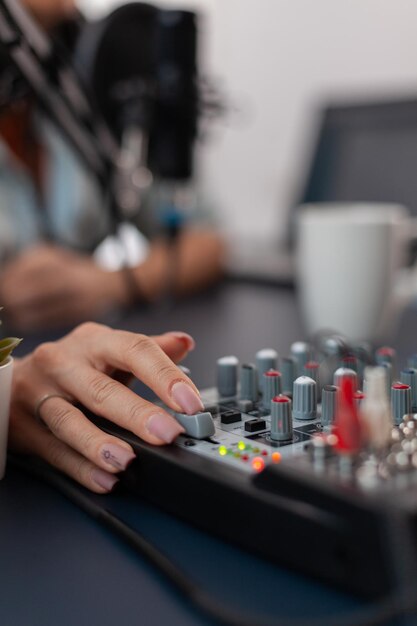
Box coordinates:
[1,281,416,626]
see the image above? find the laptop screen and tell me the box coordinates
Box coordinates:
[300,99,417,216]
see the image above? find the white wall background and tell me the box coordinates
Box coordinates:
[77,0,417,242]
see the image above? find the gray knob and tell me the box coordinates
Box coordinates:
[321,385,338,427]
[270,395,292,441]
[321,336,344,357]
[333,367,357,390]
[400,368,417,412]
[293,376,317,420]
[256,349,278,386]
[281,357,296,396]
[240,363,258,402]
[341,355,362,389]
[303,361,320,384]
[391,383,412,425]
[216,356,238,398]
[290,341,312,376]
[376,346,396,367]
[174,412,215,439]
[262,370,282,410]
[353,343,372,387]
[340,355,358,374]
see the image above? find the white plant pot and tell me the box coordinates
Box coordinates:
[0,357,13,480]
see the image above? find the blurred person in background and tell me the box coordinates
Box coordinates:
[0,0,224,333]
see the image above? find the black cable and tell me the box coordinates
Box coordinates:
[8,454,417,626]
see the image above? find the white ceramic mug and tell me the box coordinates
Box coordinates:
[295,203,416,343]
[0,357,13,480]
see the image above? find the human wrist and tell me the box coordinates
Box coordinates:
[105,269,132,307]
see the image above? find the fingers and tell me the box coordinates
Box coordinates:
[9,409,119,494]
[57,366,186,445]
[83,327,203,414]
[38,396,136,473]
[152,331,195,363]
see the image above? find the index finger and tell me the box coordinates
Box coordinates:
[79,325,204,415]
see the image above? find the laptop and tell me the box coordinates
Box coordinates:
[226,96,417,284]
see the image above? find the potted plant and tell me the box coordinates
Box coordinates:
[0,315,21,479]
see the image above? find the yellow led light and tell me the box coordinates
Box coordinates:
[219,445,228,456]
[237,441,246,451]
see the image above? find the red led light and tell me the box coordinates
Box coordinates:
[241,454,249,461]
[252,457,265,473]
[264,370,281,377]
[261,449,268,456]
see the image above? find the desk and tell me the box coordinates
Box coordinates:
[1,281,415,626]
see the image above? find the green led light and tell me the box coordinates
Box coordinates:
[237,441,246,451]
[219,445,228,456]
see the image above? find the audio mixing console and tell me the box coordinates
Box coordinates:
[92,336,417,600]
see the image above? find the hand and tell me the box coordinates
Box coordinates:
[9,323,202,493]
[0,245,128,332]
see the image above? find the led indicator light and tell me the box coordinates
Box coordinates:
[237,441,246,451]
[252,447,260,453]
[252,457,265,472]
[219,446,228,456]
[242,454,249,461]
[272,452,282,463]
[261,450,268,456]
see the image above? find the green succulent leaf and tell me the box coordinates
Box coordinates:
[0,337,22,365]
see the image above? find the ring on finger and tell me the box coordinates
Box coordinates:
[35,393,73,424]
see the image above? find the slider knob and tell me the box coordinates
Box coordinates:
[270,395,293,441]
[293,376,317,420]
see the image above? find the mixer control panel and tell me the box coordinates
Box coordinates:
[99,334,417,600]
[166,336,417,490]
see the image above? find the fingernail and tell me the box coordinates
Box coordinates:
[91,469,119,492]
[168,332,196,351]
[171,381,204,414]
[100,444,136,471]
[147,413,185,443]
